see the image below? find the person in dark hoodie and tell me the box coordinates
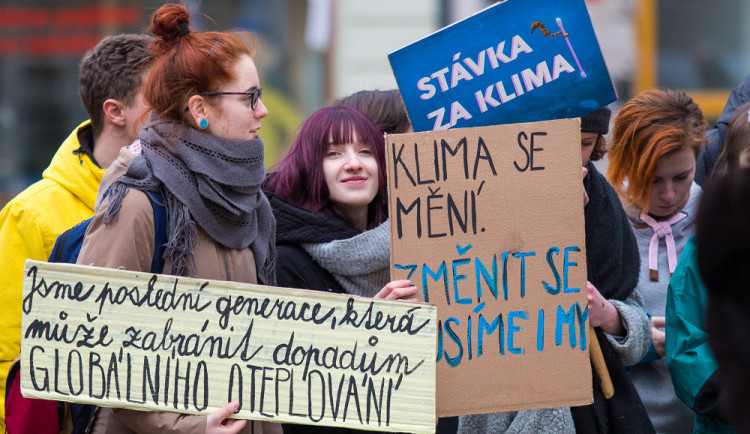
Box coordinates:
[573,107,655,434]
[263,105,418,434]
[695,73,750,186]
[458,107,654,433]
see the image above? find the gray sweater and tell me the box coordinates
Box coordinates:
[626,182,702,434]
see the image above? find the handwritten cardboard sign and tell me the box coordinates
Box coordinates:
[388,0,616,132]
[20,260,437,433]
[386,119,592,417]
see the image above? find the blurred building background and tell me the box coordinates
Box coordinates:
[1,0,747,205]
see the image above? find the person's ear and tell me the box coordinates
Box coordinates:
[102,99,126,127]
[187,95,209,129]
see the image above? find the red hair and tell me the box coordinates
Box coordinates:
[607,89,705,212]
[265,106,388,229]
[144,3,254,122]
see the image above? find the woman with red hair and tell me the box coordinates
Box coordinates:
[79,3,279,434]
[607,88,706,433]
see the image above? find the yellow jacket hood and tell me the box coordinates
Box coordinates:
[41,120,106,209]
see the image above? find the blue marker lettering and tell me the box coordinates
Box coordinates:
[576,302,589,351]
[555,304,577,348]
[537,308,544,352]
[543,246,561,294]
[452,258,471,305]
[444,317,463,367]
[502,252,510,300]
[436,319,443,362]
[475,254,498,301]
[513,251,536,298]
[467,315,473,360]
[563,246,581,293]
[508,310,527,355]
[422,262,448,304]
[478,313,503,357]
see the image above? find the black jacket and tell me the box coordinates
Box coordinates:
[267,192,368,434]
[696,73,750,186]
[268,192,360,295]
[569,162,654,434]
[267,192,459,434]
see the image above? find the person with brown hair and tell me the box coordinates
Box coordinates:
[77,4,279,434]
[710,101,750,176]
[695,73,750,185]
[607,88,706,433]
[0,33,154,432]
[334,89,412,135]
[458,107,653,434]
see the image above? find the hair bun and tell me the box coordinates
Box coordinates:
[150,3,191,49]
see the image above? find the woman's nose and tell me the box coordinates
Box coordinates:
[660,183,675,202]
[255,98,268,119]
[344,152,363,170]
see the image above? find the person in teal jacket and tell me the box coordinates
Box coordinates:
[666,100,750,433]
[666,237,733,433]
[694,169,750,433]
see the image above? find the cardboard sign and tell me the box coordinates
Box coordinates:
[20,260,437,433]
[386,119,592,417]
[388,0,616,132]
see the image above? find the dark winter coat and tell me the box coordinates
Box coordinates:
[269,192,359,296]
[695,73,750,186]
[268,192,371,434]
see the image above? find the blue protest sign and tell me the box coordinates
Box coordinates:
[388,0,616,132]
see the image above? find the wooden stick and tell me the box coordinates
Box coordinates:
[589,325,614,399]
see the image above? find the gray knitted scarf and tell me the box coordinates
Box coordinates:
[302,220,390,297]
[458,408,574,434]
[104,116,276,284]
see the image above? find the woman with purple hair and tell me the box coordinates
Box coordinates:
[264,105,417,433]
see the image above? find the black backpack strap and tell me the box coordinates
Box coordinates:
[69,402,94,434]
[49,229,71,263]
[146,191,168,273]
[4,357,20,409]
[57,402,66,431]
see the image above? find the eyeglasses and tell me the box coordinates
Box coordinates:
[199,87,262,110]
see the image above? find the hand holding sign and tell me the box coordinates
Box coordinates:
[375,280,419,302]
[586,281,625,336]
[206,402,247,434]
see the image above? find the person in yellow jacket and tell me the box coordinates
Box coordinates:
[0,33,154,430]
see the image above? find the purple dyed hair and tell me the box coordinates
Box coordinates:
[265,105,388,228]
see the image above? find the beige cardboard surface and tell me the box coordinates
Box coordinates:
[20,260,437,433]
[386,119,592,417]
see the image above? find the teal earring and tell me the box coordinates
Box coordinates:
[199,118,208,129]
